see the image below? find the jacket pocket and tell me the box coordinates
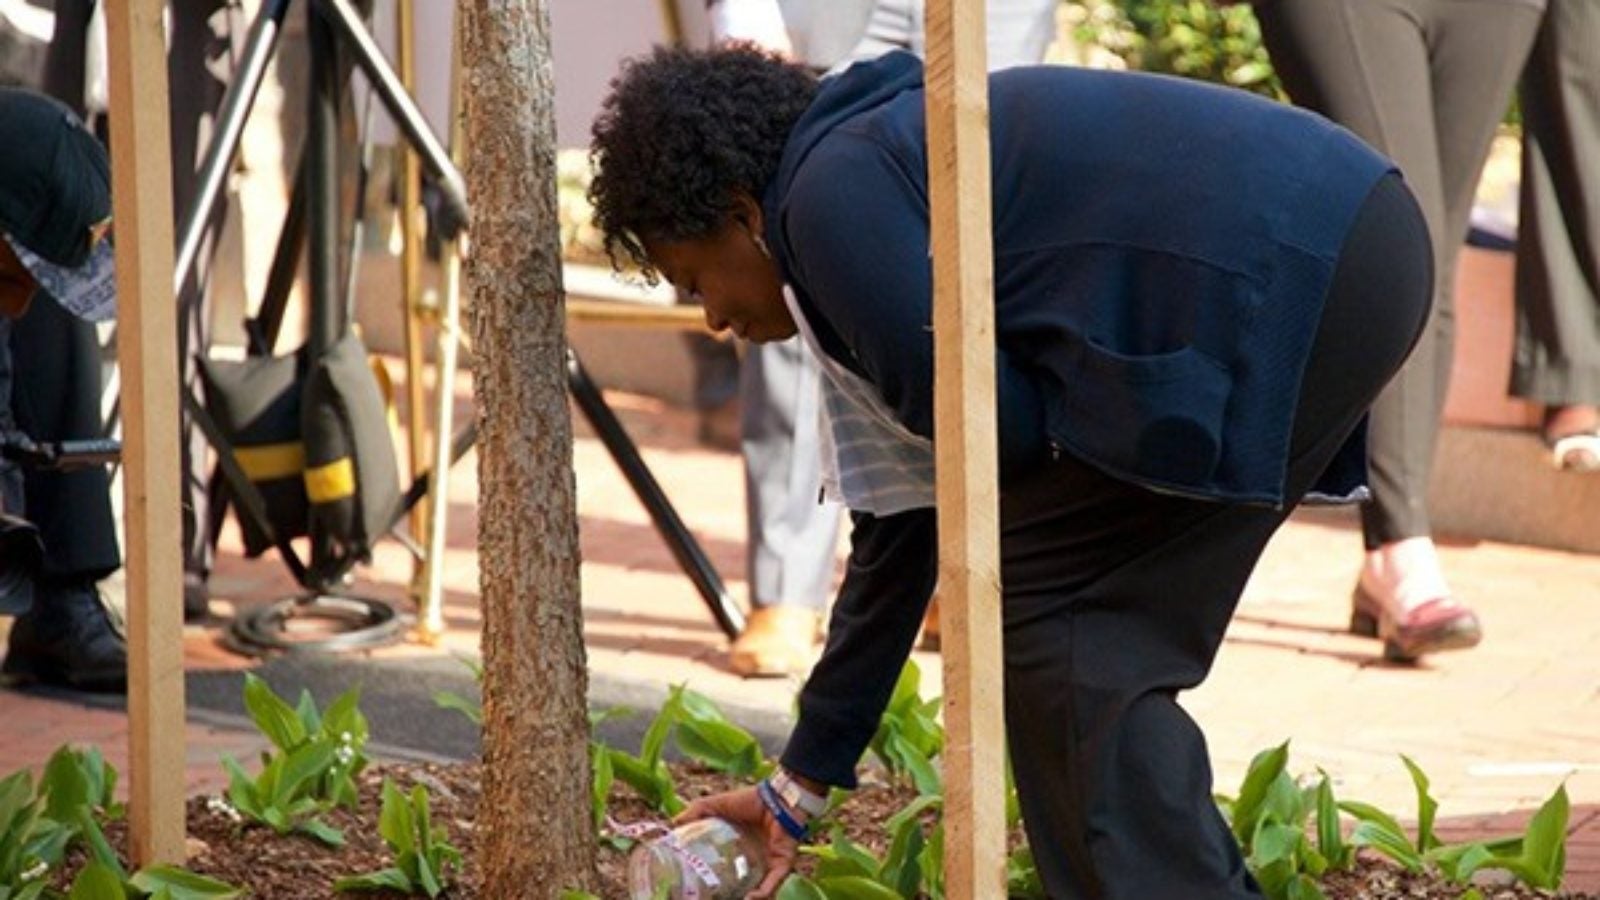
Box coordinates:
[1043,336,1233,488]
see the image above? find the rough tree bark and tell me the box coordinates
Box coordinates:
[460,1,597,895]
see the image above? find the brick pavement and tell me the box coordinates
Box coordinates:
[2,384,1597,891]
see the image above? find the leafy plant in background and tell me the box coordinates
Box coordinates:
[221,674,370,845]
[0,748,237,900]
[781,796,941,900]
[1063,0,1281,96]
[867,660,944,797]
[672,685,770,780]
[66,859,241,900]
[600,692,685,818]
[431,655,483,727]
[334,779,463,898]
[1218,741,1572,899]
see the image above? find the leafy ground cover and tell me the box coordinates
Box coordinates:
[10,669,1592,898]
[48,760,1593,899]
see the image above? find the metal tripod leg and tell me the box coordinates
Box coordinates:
[567,351,746,639]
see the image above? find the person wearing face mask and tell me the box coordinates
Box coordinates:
[0,87,124,693]
[589,45,1431,898]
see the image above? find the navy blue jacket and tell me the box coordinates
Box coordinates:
[766,53,1395,787]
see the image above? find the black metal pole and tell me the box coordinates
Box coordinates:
[173,0,294,295]
[567,351,746,639]
[308,1,343,354]
[315,0,470,235]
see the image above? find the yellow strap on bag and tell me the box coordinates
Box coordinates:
[304,457,357,503]
[234,442,306,483]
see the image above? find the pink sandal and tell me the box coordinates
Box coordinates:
[1350,585,1483,662]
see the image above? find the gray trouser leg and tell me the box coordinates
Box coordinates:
[740,337,838,610]
[1511,0,1600,405]
[1257,0,1540,545]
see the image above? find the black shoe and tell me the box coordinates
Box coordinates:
[2,579,127,693]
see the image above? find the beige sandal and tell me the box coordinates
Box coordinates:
[729,606,820,677]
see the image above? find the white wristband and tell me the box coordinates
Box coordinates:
[770,769,827,818]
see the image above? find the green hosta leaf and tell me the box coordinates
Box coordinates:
[41,748,92,822]
[591,743,614,831]
[334,868,413,893]
[775,876,828,900]
[1349,819,1422,872]
[879,811,924,897]
[220,757,259,818]
[812,876,904,900]
[432,691,482,726]
[128,865,243,899]
[412,848,443,898]
[1519,783,1569,888]
[261,805,288,832]
[1284,873,1327,900]
[884,795,942,836]
[0,771,34,831]
[887,731,942,797]
[1262,771,1306,830]
[378,780,416,855]
[639,688,684,769]
[415,788,437,860]
[1250,820,1303,870]
[1338,801,1413,854]
[1006,846,1046,899]
[675,718,764,778]
[67,861,125,900]
[1313,774,1349,871]
[297,817,345,847]
[804,829,880,881]
[296,690,321,737]
[26,816,77,869]
[320,688,368,746]
[1472,783,1569,889]
[589,705,635,732]
[1231,742,1290,845]
[1431,842,1495,884]
[73,748,119,817]
[272,741,338,808]
[1251,856,1295,899]
[243,674,307,751]
[76,812,126,880]
[920,824,945,900]
[1401,755,1439,852]
[8,882,48,900]
[606,751,681,815]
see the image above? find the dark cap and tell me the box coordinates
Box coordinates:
[0,88,116,321]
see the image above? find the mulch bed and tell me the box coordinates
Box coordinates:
[60,761,1593,899]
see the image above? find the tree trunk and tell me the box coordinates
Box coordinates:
[461,2,597,896]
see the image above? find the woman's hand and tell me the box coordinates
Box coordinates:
[675,786,800,900]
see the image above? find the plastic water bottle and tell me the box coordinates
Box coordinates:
[626,817,767,900]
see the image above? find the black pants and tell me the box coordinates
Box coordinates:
[7,301,120,581]
[1000,174,1431,899]
[1511,0,1600,405]
[1257,0,1541,547]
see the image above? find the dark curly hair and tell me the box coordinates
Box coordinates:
[588,44,817,281]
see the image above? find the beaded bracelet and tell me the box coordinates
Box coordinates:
[757,778,809,841]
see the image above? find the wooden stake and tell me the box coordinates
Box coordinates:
[924,1,1007,897]
[104,0,186,866]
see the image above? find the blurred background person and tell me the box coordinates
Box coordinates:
[1510,0,1600,472]
[1256,0,1542,661]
